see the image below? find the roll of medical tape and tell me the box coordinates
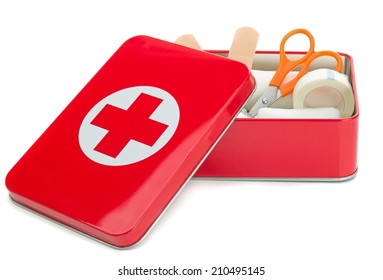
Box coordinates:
[293,69,355,118]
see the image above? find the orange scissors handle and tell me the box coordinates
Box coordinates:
[270,29,315,91]
[269,29,344,97]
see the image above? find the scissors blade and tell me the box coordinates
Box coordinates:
[248,86,280,117]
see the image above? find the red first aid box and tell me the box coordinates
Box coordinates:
[196,51,359,181]
[5,36,359,248]
[6,36,255,248]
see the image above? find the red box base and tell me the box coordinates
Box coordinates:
[195,52,359,181]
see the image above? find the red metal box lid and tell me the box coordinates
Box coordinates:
[6,36,255,247]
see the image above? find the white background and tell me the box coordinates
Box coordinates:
[1,1,382,279]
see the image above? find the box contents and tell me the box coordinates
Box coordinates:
[244,29,346,118]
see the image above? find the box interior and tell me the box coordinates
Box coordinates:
[214,51,355,118]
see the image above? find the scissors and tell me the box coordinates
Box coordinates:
[247,28,343,117]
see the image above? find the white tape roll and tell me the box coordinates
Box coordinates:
[293,69,354,118]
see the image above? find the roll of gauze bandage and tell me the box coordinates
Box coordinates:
[293,69,354,118]
[245,70,297,111]
[255,107,340,119]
